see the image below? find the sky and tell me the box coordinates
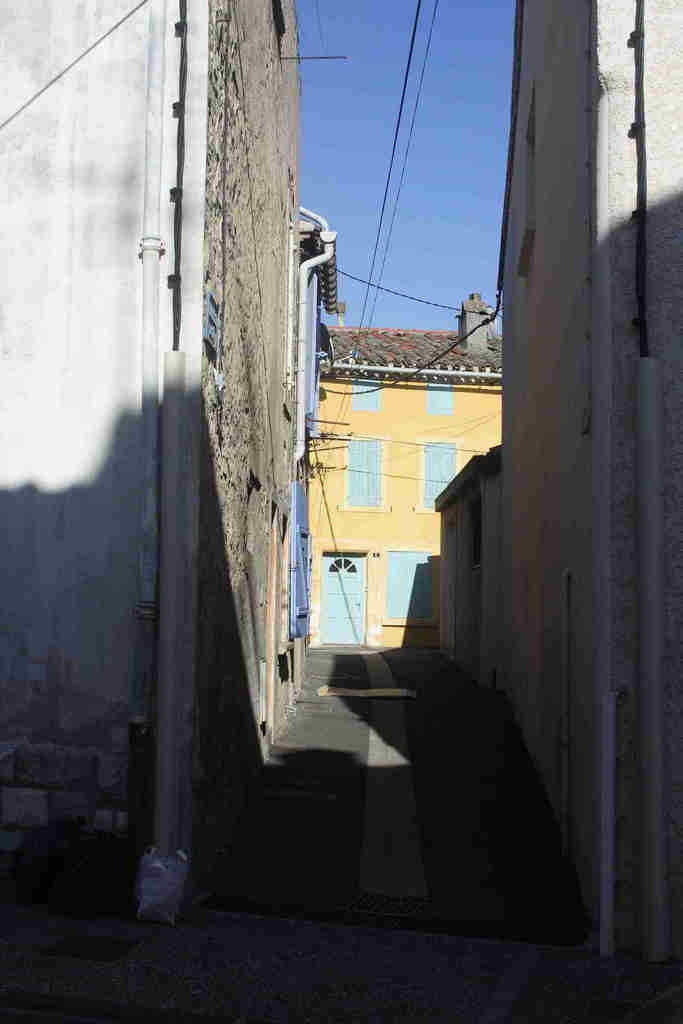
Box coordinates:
[296,0,515,332]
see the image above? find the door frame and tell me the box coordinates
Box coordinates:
[321,551,367,645]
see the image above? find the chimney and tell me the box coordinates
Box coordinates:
[337,301,346,327]
[459,292,494,357]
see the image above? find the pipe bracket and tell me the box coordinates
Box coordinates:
[138,235,166,259]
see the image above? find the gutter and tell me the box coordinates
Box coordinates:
[326,364,501,382]
[295,208,336,463]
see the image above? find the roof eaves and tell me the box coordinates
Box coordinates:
[434,446,502,511]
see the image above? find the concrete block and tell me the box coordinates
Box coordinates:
[0,738,27,783]
[97,754,127,797]
[110,726,129,753]
[1,787,49,827]
[63,748,97,788]
[50,790,93,824]
[93,808,114,832]
[14,745,42,785]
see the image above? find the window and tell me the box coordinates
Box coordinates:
[426,384,454,415]
[347,439,381,507]
[423,443,456,508]
[352,381,381,412]
[386,551,432,619]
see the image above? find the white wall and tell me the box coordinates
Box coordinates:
[0,1,208,799]
[502,0,683,955]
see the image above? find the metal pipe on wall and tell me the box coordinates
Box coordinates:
[295,210,336,463]
[637,357,669,962]
[155,351,186,855]
[592,75,617,958]
[130,0,168,856]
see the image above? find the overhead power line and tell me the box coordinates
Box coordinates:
[359,0,423,328]
[0,0,149,134]
[338,270,460,311]
[368,0,441,326]
[322,311,501,396]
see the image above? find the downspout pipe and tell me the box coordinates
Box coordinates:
[299,206,329,231]
[136,0,167,640]
[593,75,617,958]
[130,0,167,857]
[631,0,669,962]
[638,358,668,961]
[295,212,336,463]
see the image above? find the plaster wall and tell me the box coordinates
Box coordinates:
[439,466,501,686]
[501,0,597,937]
[309,379,501,649]
[503,0,683,954]
[0,2,165,824]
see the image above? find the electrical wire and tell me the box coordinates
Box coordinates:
[309,464,484,483]
[359,0,423,328]
[311,414,500,447]
[321,310,501,397]
[314,0,326,52]
[0,0,150,134]
[338,270,461,310]
[368,0,440,326]
[170,1,187,351]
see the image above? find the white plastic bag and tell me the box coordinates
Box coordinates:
[135,847,189,925]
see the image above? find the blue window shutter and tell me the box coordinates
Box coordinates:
[427,384,454,415]
[352,381,381,412]
[348,439,380,507]
[386,551,432,619]
[424,444,456,507]
[289,482,311,638]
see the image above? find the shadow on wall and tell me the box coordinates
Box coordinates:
[0,389,264,883]
[401,555,440,649]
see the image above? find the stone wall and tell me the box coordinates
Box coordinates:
[192,0,299,879]
[0,738,127,835]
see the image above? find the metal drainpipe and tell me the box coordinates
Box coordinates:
[593,73,617,959]
[631,0,669,963]
[131,0,167,853]
[295,210,336,463]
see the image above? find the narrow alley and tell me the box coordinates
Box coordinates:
[1,649,683,1022]
[212,647,588,942]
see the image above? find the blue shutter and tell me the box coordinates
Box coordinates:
[351,381,381,412]
[427,384,454,415]
[386,551,432,619]
[424,443,456,507]
[348,439,381,507]
[289,482,311,638]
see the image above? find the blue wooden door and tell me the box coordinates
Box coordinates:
[321,554,366,644]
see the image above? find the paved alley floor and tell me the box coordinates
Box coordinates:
[1,647,682,1022]
[212,645,589,943]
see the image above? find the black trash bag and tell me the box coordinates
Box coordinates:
[48,831,138,919]
[11,816,85,905]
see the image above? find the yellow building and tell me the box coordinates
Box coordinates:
[308,296,502,648]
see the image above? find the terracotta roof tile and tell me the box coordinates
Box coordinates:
[324,326,502,374]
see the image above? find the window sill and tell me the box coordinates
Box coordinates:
[413,507,438,515]
[338,505,389,513]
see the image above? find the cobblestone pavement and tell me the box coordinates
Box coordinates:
[0,647,681,1022]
